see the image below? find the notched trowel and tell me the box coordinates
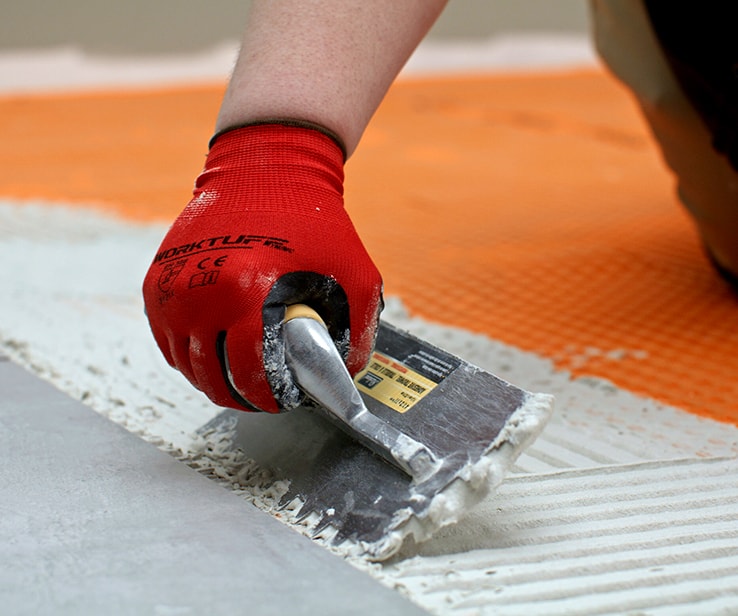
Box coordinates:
[199,305,553,560]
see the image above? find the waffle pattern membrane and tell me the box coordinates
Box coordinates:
[2,70,736,423]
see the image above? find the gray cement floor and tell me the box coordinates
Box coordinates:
[0,355,426,615]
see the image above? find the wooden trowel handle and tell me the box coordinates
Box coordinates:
[283,303,326,327]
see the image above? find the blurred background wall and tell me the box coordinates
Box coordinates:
[2,0,590,54]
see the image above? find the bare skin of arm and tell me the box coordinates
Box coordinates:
[215,0,448,156]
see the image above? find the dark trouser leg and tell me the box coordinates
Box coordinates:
[591,0,738,288]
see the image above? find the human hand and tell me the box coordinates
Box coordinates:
[142,123,383,413]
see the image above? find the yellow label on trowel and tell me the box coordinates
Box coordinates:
[354,351,437,413]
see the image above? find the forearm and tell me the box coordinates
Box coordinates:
[216,0,447,156]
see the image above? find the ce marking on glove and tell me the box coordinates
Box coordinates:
[197,255,227,270]
[189,254,228,288]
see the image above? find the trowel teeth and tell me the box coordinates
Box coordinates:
[311,515,338,541]
[311,516,336,537]
[276,496,301,513]
[294,504,316,523]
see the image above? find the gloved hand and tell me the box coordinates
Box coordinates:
[142,123,383,413]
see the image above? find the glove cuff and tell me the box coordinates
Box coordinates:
[190,121,346,221]
[209,118,347,161]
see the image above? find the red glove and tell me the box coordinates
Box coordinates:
[142,123,383,413]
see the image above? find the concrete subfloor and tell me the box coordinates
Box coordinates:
[0,355,426,615]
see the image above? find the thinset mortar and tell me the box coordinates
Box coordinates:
[366,391,553,560]
[2,202,738,613]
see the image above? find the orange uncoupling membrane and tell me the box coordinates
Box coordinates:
[1,70,737,425]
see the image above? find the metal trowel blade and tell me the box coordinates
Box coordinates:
[197,321,553,560]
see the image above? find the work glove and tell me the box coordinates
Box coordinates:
[142,123,383,413]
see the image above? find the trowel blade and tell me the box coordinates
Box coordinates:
[197,321,553,560]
